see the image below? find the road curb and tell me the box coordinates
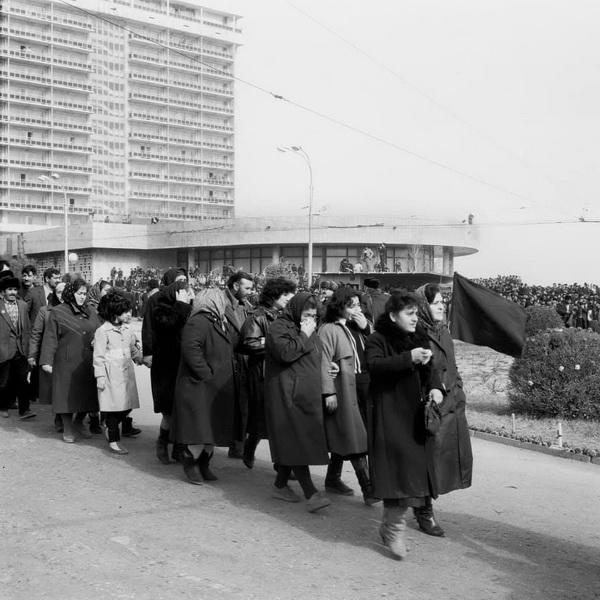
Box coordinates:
[469,429,597,465]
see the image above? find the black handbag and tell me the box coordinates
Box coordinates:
[424,399,442,435]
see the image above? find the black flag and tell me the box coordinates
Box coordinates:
[449,272,526,357]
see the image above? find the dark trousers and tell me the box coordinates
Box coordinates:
[102,409,131,442]
[0,354,30,415]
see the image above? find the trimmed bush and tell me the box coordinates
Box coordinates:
[524,305,564,335]
[509,328,600,420]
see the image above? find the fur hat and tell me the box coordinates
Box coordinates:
[364,277,380,289]
[0,276,20,291]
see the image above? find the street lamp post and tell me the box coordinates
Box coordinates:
[277,145,314,286]
[39,173,68,274]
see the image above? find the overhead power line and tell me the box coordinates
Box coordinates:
[54,0,530,203]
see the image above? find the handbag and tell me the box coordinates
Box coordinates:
[424,399,442,435]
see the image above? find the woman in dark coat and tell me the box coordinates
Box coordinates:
[173,288,235,483]
[39,278,101,443]
[238,277,297,468]
[365,290,445,559]
[264,292,331,513]
[142,270,191,464]
[318,288,377,505]
[415,284,473,532]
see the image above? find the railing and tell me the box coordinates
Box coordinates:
[0,114,94,132]
[0,70,93,91]
[0,92,93,112]
[0,136,93,152]
[0,158,92,172]
[128,132,233,150]
[0,48,93,70]
[0,180,91,192]
[4,5,93,30]
[0,25,92,50]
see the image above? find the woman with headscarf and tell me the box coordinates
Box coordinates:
[414,283,472,536]
[39,278,101,443]
[173,288,236,484]
[141,268,191,464]
[264,292,331,513]
[86,280,112,311]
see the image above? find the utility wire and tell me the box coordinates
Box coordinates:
[53,0,529,203]
[285,0,559,196]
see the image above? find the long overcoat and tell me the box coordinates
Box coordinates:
[238,305,279,439]
[318,322,367,456]
[264,293,329,466]
[93,322,142,412]
[39,302,100,414]
[173,310,236,446]
[365,317,443,500]
[425,326,473,494]
[143,282,191,415]
[29,305,52,405]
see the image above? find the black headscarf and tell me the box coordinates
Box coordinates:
[62,281,89,316]
[161,268,187,287]
[282,292,315,327]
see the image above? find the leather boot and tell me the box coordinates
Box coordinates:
[351,456,380,506]
[198,449,218,481]
[181,447,203,485]
[122,416,141,437]
[243,436,259,469]
[171,443,185,463]
[379,504,408,559]
[88,413,103,435]
[325,454,354,495]
[155,427,170,465]
[413,497,445,537]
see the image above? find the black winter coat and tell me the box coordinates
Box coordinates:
[365,317,444,500]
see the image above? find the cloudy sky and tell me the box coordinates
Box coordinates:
[223,0,600,284]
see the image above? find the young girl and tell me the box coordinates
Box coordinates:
[94,292,142,455]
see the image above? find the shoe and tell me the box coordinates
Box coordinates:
[54,415,63,433]
[198,450,218,481]
[156,427,170,465]
[306,492,331,513]
[88,414,103,434]
[242,437,259,469]
[228,445,243,459]
[18,410,36,420]
[272,485,301,503]
[122,416,141,437]
[414,503,445,537]
[171,443,185,463]
[379,522,408,559]
[62,433,75,443]
[325,479,354,496]
[108,443,129,455]
[353,457,381,506]
[72,420,92,439]
[1,410,9,418]
[182,448,203,485]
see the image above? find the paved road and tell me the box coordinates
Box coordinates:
[2,362,600,600]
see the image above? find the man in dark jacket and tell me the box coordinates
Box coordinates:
[29,267,61,324]
[360,278,389,323]
[0,275,34,420]
[224,271,254,458]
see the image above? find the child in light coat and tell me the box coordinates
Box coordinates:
[94,292,142,455]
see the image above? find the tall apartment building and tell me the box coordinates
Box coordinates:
[0,0,240,231]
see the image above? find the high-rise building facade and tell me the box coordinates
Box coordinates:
[0,0,240,231]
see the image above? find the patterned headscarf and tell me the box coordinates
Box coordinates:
[62,279,89,315]
[192,288,228,321]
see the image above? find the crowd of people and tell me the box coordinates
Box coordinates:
[0,261,472,560]
[473,275,600,328]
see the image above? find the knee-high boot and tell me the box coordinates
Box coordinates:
[181,446,203,485]
[156,427,170,465]
[379,503,408,559]
[325,454,354,495]
[351,456,380,506]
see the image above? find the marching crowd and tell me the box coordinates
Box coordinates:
[0,262,472,560]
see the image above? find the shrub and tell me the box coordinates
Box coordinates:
[524,305,564,335]
[508,328,600,419]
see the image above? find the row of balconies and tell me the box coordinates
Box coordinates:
[0,179,91,192]
[127,111,232,131]
[128,33,233,60]
[128,151,233,169]
[0,25,93,51]
[128,52,232,78]
[0,70,93,92]
[0,92,93,113]
[0,199,93,214]
[128,171,233,186]
[128,132,232,149]
[3,5,94,31]
[0,157,92,172]
[127,72,232,95]
[0,48,93,71]
[0,136,93,153]
[0,114,93,132]
[129,190,233,203]
[128,91,232,113]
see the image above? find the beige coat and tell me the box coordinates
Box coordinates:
[93,322,142,412]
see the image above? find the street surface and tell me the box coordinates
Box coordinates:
[2,361,600,600]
